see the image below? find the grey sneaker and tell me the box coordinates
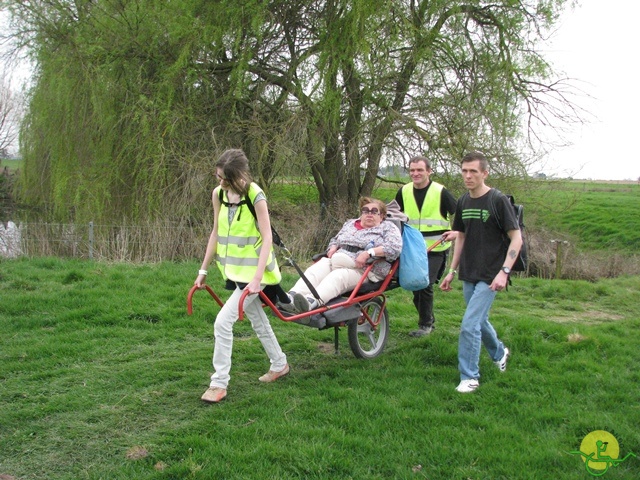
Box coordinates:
[409,326,433,337]
[277,300,297,313]
[495,347,510,372]
[293,293,318,313]
[455,379,479,393]
[277,293,296,313]
[293,293,312,312]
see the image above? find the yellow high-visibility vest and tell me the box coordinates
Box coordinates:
[401,181,451,252]
[215,183,281,285]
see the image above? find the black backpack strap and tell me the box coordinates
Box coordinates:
[241,192,284,248]
[244,192,257,220]
[218,188,248,208]
[488,188,504,232]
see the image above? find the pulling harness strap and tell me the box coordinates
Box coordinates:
[289,257,323,303]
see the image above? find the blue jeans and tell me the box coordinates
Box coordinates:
[458,281,506,380]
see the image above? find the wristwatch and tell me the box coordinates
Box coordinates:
[501,266,511,274]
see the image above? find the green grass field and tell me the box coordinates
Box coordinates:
[523,180,640,252]
[1,257,639,479]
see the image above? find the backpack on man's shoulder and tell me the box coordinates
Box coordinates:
[488,189,528,273]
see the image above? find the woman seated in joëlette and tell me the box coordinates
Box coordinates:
[282,197,402,312]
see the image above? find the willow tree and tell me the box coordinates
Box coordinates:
[238,0,573,206]
[5,0,574,223]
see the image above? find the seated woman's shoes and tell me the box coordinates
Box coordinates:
[277,301,296,313]
[293,293,317,312]
[201,387,227,403]
[293,293,310,312]
[259,363,290,383]
[277,293,297,313]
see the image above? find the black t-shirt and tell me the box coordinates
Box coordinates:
[452,189,519,284]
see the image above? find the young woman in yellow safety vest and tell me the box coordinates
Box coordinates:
[195,149,289,404]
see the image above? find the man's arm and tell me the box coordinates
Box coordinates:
[504,228,523,269]
[395,188,404,210]
[440,188,457,218]
[440,188,458,242]
[490,228,523,291]
[440,231,464,291]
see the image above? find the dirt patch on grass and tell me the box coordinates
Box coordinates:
[126,446,149,460]
[317,342,336,354]
[567,333,587,343]
[546,308,625,324]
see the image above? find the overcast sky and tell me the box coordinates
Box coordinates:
[536,0,639,181]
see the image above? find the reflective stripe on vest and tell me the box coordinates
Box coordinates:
[215,183,281,285]
[402,181,451,252]
[217,235,261,247]
[214,250,279,270]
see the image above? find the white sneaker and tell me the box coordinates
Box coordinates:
[455,379,479,393]
[495,347,510,372]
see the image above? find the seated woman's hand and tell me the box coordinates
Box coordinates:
[355,250,369,269]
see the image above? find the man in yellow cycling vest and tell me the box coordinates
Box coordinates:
[395,156,457,336]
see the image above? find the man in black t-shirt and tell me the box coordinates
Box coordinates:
[440,151,522,393]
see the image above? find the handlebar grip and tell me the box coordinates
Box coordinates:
[187,284,223,315]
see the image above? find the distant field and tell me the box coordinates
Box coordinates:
[0,158,22,171]
[524,180,640,253]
